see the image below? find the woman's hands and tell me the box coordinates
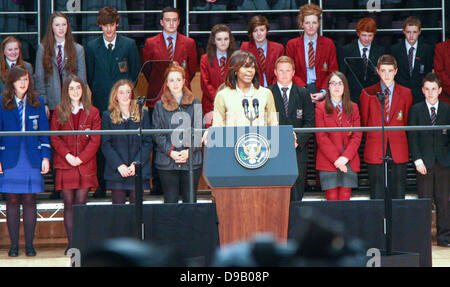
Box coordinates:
[170,149,189,164]
[41,158,50,174]
[334,156,349,173]
[65,153,83,167]
[117,163,136,178]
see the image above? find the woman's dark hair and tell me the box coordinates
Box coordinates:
[324,71,353,116]
[2,65,40,110]
[206,24,236,65]
[224,50,260,89]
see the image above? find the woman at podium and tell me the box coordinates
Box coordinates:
[212,50,278,127]
[152,62,203,203]
[315,72,362,200]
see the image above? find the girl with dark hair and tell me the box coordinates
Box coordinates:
[50,74,101,254]
[101,79,152,204]
[212,50,278,127]
[0,66,51,257]
[152,62,203,203]
[0,37,34,95]
[315,72,362,200]
[240,15,284,87]
[200,24,236,127]
[35,11,87,116]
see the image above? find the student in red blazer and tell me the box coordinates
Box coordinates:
[200,24,236,127]
[433,39,450,105]
[360,55,413,199]
[316,72,362,200]
[240,15,284,88]
[142,7,197,109]
[286,4,338,103]
[50,74,101,254]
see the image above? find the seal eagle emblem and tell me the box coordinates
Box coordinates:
[234,133,270,169]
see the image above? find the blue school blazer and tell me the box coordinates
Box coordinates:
[0,96,51,169]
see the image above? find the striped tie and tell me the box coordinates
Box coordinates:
[384,88,390,122]
[408,47,414,77]
[336,105,342,126]
[257,47,266,74]
[430,107,436,126]
[362,47,368,79]
[10,63,15,70]
[308,41,315,69]
[167,36,174,60]
[57,44,63,76]
[18,100,24,130]
[219,56,226,80]
[281,87,289,116]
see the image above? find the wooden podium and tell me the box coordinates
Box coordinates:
[204,126,298,246]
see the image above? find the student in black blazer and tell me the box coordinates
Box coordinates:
[101,79,152,204]
[390,17,433,105]
[269,56,314,201]
[408,73,450,247]
[338,18,385,105]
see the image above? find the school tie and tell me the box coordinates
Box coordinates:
[408,46,414,77]
[18,100,24,131]
[336,104,342,126]
[56,44,63,76]
[384,88,390,122]
[167,36,174,61]
[362,47,368,79]
[10,63,15,70]
[430,107,436,126]
[308,41,315,69]
[257,47,266,74]
[219,56,226,80]
[281,87,289,117]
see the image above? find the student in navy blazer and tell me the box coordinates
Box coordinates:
[0,66,51,257]
[101,79,152,204]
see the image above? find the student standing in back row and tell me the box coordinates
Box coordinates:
[286,3,338,103]
[85,6,141,198]
[240,15,284,88]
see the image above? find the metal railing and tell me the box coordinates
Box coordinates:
[0,0,41,48]
[185,0,446,41]
[51,0,176,36]
[0,124,447,223]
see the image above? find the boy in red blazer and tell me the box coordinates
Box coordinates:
[286,3,338,103]
[142,7,197,109]
[360,54,413,199]
[240,15,284,87]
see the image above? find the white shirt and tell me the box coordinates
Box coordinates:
[71,102,84,115]
[103,36,117,50]
[358,39,371,58]
[277,82,293,101]
[55,40,65,60]
[425,100,439,118]
[405,40,418,69]
[15,95,26,131]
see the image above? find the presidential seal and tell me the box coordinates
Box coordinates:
[234,133,270,169]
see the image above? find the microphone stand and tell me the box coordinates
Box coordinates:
[135,95,146,241]
[377,91,393,255]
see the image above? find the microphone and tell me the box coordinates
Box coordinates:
[242,98,249,117]
[252,99,259,118]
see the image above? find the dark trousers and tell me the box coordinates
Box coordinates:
[158,168,201,203]
[367,145,407,199]
[291,148,306,202]
[417,162,450,243]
